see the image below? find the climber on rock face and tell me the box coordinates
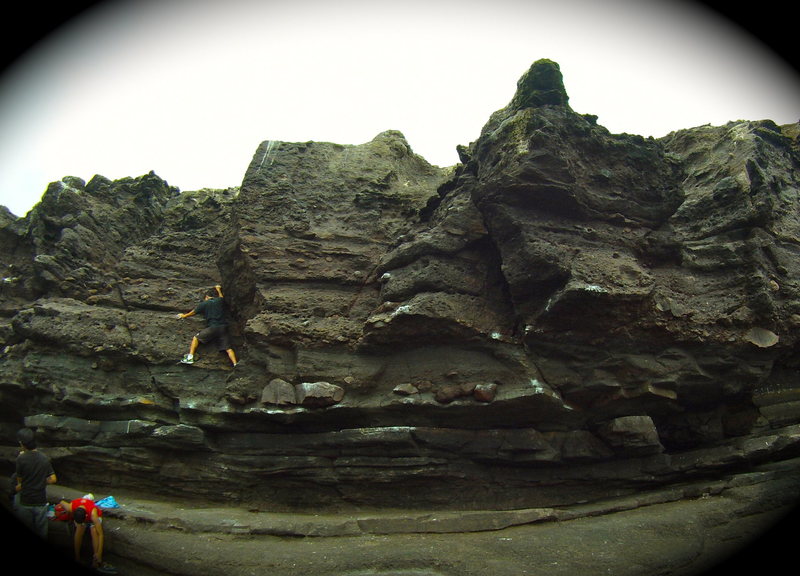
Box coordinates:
[176,284,238,367]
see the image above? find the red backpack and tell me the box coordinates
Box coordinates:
[53,502,71,521]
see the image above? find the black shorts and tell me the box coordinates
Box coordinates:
[196,325,231,351]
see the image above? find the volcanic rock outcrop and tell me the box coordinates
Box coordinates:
[2,59,800,511]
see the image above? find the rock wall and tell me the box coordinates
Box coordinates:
[2,59,800,510]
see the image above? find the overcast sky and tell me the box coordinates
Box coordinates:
[0,0,798,217]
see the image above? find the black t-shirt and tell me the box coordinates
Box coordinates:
[15,450,54,506]
[195,297,228,327]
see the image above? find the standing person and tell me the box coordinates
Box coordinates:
[14,427,57,539]
[176,284,238,366]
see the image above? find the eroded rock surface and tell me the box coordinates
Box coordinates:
[2,59,800,511]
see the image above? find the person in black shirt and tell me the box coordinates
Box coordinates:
[176,284,238,366]
[14,427,57,539]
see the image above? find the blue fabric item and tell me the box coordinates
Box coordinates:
[96,495,119,509]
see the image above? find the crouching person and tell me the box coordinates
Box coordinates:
[58,496,115,573]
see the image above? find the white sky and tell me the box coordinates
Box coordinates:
[0,0,798,217]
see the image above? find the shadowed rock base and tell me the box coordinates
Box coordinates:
[4,456,799,576]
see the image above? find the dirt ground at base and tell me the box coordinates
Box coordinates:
[4,462,800,576]
[103,504,794,576]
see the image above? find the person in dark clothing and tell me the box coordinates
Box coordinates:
[14,427,57,538]
[176,284,238,366]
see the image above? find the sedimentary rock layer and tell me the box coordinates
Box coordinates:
[2,59,799,510]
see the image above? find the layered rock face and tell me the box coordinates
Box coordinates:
[2,59,800,510]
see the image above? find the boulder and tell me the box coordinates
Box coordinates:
[1,59,799,511]
[261,378,297,405]
[294,382,345,407]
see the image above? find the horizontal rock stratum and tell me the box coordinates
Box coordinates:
[2,59,800,513]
